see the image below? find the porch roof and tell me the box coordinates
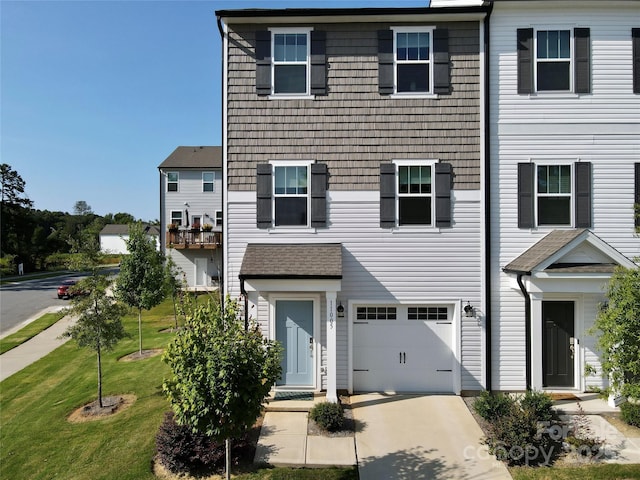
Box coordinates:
[239,243,342,280]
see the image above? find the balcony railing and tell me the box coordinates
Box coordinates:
[167,230,221,250]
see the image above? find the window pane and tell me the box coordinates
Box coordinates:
[397,33,408,60]
[559,165,571,193]
[548,165,560,194]
[399,166,409,194]
[203,172,214,182]
[167,183,178,192]
[397,64,430,93]
[168,173,178,182]
[274,34,285,61]
[285,166,298,194]
[538,197,571,225]
[275,197,307,226]
[203,183,214,192]
[537,62,570,91]
[407,33,420,60]
[297,166,307,194]
[421,166,431,194]
[548,30,559,58]
[409,166,421,194]
[275,167,286,194]
[274,65,307,94]
[537,31,548,59]
[399,197,431,225]
[419,33,430,60]
[559,30,570,58]
[537,165,548,194]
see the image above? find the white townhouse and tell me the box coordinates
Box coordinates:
[159,146,223,291]
[489,0,640,395]
[99,224,160,255]
[217,2,492,401]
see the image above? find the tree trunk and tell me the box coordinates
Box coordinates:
[97,342,103,408]
[138,308,142,354]
[225,438,231,480]
[172,294,178,329]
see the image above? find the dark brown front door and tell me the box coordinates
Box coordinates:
[542,301,575,387]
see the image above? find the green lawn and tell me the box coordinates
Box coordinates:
[0,299,357,480]
[510,464,640,479]
[0,310,66,354]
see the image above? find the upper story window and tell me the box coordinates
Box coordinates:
[398,164,433,225]
[537,164,572,225]
[517,27,590,94]
[256,162,328,230]
[395,28,433,94]
[273,31,309,95]
[536,30,571,91]
[274,165,309,226]
[380,161,452,229]
[255,28,326,98]
[167,172,178,192]
[215,210,223,227]
[203,172,215,192]
[518,161,592,229]
[170,210,182,227]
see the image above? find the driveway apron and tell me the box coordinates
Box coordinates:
[352,394,512,480]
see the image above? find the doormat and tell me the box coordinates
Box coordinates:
[549,393,580,401]
[274,391,313,401]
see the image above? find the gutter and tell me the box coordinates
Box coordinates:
[510,271,532,391]
[216,14,226,311]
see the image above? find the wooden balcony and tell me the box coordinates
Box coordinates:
[167,230,221,250]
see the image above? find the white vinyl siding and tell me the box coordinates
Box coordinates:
[226,190,484,392]
[490,2,640,391]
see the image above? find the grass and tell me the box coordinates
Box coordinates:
[0,310,66,354]
[0,297,357,480]
[509,464,640,479]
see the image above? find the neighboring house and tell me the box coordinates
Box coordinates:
[217,2,491,401]
[489,1,640,396]
[158,146,223,291]
[99,224,160,255]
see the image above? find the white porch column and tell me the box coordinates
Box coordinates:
[326,291,338,403]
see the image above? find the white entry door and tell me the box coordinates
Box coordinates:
[194,258,208,287]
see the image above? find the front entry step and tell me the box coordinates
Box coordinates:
[265,392,326,412]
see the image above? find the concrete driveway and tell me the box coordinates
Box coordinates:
[352,394,512,480]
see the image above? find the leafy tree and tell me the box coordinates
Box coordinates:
[0,163,33,208]
[592,266,640,399]
[73,200,93,216]
[61,273,129,408]
[115,222,165,354]
[162,297,282,479]
[163,254,184,329]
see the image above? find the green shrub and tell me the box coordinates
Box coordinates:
[520,390,554,422]
[620,401,640,427]
[309,401,344,432]
[473,390,514,422]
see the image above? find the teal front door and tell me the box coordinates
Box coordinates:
[276,300,314,386]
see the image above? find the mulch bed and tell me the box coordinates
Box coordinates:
[119,349,163,362]
[67,394,136,423]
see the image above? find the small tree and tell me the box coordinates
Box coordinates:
[162,296,282,479]
[115,222,165,354]
[62,274,129,408]
[163,253,184,329]
[592,265,640,399]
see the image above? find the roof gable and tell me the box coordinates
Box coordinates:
[240,243,342,279]
[158,146,222,170]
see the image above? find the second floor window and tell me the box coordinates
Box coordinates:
[274,165,308,226]
[537,164,571,225]
[167,172,178,192]
[203,172,215,192]
[170,211,182,227]
[398,165,432,225]
[215,210,223,227]
[536,30,571,91]
[273,31,309,95]
[395,29,432,93]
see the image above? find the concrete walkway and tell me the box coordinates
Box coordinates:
[352,394,512,480]
[0,308,74,382]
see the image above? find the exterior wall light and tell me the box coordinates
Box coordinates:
[336,302,345,318]
[464,301,475,318]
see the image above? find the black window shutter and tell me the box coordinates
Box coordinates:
[435,163,452,227]
[311,31,327,95]
[575,162,592,228]
[518,163,535,228]
[433,28,451,95]
[635,163,640,228]
[517,28,534,94]
[633,29,640,94]
[311,163,328,227]
[380,163,396,227]
[255,31,272,96]
[378,30,394,95]
[574,28,591,94]
[256,163,272,229]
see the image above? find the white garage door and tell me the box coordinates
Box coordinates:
[353,306,455,393]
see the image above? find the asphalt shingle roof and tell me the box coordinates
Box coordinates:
[158,146,222,169]
[240,243,343,279]
[503,229,587,273]
[99,224,160,236]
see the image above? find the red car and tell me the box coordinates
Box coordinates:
[57,280,85,299]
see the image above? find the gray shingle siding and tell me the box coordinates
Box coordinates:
[227,21,481,191]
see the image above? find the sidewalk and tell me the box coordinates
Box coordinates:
[0,311,75,382]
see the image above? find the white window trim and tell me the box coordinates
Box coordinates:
[391,25,437,98]
[533,160,575,228]
[215,210,223,227]
[269,27,314,99]
[270,159,315,231]
[533,27,574,94]
[167,171,179,192]
[170,210,183,227]
[202,172,215,193]
[392,159,439,231]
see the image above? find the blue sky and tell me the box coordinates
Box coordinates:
[2,0,427,222]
